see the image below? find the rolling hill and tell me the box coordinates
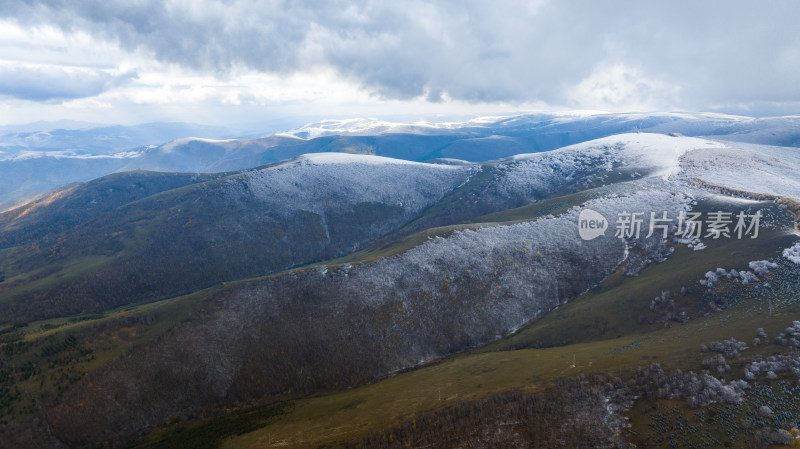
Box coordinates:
[3,112,800,212]
[0,131,799,448]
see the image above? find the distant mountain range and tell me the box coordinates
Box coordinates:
[2,112,799,211]
[0,121,240,155]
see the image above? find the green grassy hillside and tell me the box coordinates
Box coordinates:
[112,198,800,449]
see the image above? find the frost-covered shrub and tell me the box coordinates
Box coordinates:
[700,268,744,288]
[650,291,675,311]
[749,260,778,276]
[753,428,794,447]
[783,242,800,264]
[702,354,730,373]
[646,290,688,324]
[774,321,800,346]
[699,260,776,298]
[706,338,748,358]
[739,270,759,285]
[634,364,746,408]
[700,271,720,288]
[747,352,800,381]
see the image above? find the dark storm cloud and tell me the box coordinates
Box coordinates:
[1,0,799,110]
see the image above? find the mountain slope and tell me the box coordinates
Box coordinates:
[1,132,800,448]
[0,155,476,323]
[0,170,228,246]
[4,133,798,325]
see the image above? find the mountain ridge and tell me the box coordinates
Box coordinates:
[3,112,800,211]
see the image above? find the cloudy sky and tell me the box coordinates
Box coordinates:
[0,0,798,126]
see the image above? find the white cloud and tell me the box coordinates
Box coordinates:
[567,63,681,112]
[0,1,798,123]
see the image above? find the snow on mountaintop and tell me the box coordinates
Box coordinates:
[293,152,457,167]
[542,111,748,126]
[286,112,754,139]
[506,131,800,202]
[226,153,477,219]
[501,132,800,202]
[511,133,726,180]
[678,142,800,201]
[580,133,726,179]
[286,117,501,139]
[287,113,611,138]
[465,133,701,204]
[269,152,472,170]
[160,137,239,153]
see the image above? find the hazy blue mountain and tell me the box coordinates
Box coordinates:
[0,120,103,133]
[2,112,800,212]
[0,122,241,155]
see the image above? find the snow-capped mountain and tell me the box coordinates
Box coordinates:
[3,112,800,211]
[286,111,749,138]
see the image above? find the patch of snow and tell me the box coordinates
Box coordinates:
[287,117,500,139]
[511,133,726,181]
[678,142,800,201]
[225,154,477,221]
[703,193,764,205]
[287,111,757,139]
[424,158,474,166]
[160,137,238,153]
[295,152,454,167]
[347,187,689,337]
